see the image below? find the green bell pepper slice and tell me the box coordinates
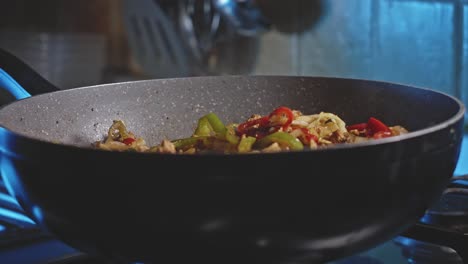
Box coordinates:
[194,117,212,137]
[193,113,227,137]
[225,124,240,145]
[237,136,256,153]
[205,113,227,135]
[171,136,208,149]
[255,131,304,151]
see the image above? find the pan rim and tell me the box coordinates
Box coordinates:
[0,75,465,156]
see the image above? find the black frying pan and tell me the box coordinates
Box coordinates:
[0,48,465,264]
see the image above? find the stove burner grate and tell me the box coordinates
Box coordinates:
[397,175,468,264]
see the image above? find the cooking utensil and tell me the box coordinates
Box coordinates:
[121,0,190,78]
[174,0,261,76]
[178,0,222,62]
[123,0,261,77]
[212,0,270,36]
[0,48,465,264]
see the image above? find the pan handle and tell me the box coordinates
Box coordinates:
[0,48,60,100]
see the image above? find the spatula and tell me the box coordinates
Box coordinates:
[121,0,191,78]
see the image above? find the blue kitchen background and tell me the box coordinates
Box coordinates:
[248,1,468,262]
[0,0,467,263]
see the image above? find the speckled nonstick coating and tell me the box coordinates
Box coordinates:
[0,50,465,264]
[0,76,462,150]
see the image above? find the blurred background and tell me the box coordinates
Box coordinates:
[1,0,467,121]
[0,1,467,263]
[0,0,465,104]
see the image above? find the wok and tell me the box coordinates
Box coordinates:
[0,48,465,264]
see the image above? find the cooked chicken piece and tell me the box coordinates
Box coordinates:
[390,126,409,136]
[346,135,369,144]
[329,131,348,144]
[182,148,197,154]
[95,141,129,151]
[261,142,282,153]
[292,110,303,118]
[153,139,177,154]
[309,140,318,149]
[318,138,332,145]
[247,114,263,122]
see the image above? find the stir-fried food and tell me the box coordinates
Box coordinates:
[94,106,408,154]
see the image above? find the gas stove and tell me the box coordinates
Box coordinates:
[0,135,467,264]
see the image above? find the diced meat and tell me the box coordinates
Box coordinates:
[261,142,282,153]
[154,140,177,154]
[390,126,409,136]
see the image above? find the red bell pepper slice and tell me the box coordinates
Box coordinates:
[367,117,391,134]
[236,116,269,135]
[236,106,294,138]
[347,117,392,138]
[346,123,368,132]
[123,138,136,145]
[268,106,294,128]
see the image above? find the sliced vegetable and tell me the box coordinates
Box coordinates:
[180,114,237,151]
[123,138,135,145]
[96,106,408,154]
[194,116,212,137]
[268,106,294,128]
[237,136,257,153]
[225,124,240,145]
[346,123,368,132]
[200,137,236,153]
[236,116,269,135]
[172,136,208,149]
[237,106,294,138]
[255,131,304,151]
[205,113,227,135]
[367,117,391,134]
[347,117,391,138]
[290,127,318,145]
[194,113,227,138]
